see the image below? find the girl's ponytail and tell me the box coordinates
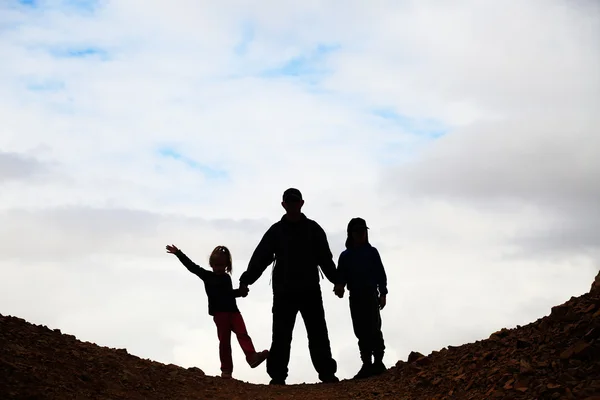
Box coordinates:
[209,245,233,274]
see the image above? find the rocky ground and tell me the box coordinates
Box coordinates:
[1,273,599,399]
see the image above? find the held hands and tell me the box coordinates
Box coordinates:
[238,284,249,298]
[166,244,179,254]
[379,295,386,310]
[333,284,345,298]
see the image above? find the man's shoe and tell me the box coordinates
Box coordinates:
[371,360,386,375]
[352,363,373,380]
[269,379,286,385]
[248,350,269,368]
[221,371,232,379]
[320,374,340,383]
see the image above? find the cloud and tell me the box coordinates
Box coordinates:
[0,151,52,182]
[1,0,598,385]
[0,206,272,262]
[383,113,600,261]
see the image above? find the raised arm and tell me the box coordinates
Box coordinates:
[166,245,211,281]
[239,226,276,287]
[313,222,337,284]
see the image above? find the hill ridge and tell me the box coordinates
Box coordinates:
[1,273,599,399]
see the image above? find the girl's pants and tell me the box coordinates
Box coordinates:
[213,312,257,373]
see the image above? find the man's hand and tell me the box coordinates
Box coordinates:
[379,295,386,310]
[334,284,345,298]
[239,284,249,298]
[166,244,179,254]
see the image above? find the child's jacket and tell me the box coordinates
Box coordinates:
[175,250,241,316]
[336,244,388,296]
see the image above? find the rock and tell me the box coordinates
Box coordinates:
[415,356,431,366]
[490,328,510,340]
[187,367,205,375]
[407,351,425,363]
[560,341,592,360]
[583,329,599,343]
[519,360,534,374]
[591,270,600,292]
[514,378,529,392]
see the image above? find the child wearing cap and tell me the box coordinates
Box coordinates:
[334,217,388,380]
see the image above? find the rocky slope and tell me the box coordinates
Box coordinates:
[1,273,599,399]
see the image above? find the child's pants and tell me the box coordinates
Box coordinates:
[213,312,257,373]
[349,291,385,363]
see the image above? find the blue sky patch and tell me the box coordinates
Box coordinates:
[17,0,38,6]
[15,0,102,14]
[234,22,254,56]
[157,147,229,180]
[49,46,109,60]
[63,0,101,13]
[372,108,448,138]
[16,0,101,10]
[260,43,340,78]
[26,78,65,91]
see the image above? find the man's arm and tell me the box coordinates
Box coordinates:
[336,251,348,286]
[313,222,337,284]
[239,226,276,287]
[333,251,347,298]
[372,247,388,296]
[174,250,211,281]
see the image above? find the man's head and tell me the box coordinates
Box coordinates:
[281,188,304,218]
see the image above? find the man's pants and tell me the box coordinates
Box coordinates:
[267,289,337,381]
[213,312,257,373]
[349,291,385,363]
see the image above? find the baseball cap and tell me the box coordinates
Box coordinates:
[347,217,369,232]
[282,188,303,202]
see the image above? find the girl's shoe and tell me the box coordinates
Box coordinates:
[248,350,269,368]
[221,371,232,379]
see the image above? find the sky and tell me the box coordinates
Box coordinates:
[1,0,599,385]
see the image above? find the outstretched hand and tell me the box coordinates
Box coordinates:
[379,295,386,310]
[166,244,179,254]
[333,284,345,298]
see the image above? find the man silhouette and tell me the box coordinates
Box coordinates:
[239,188,339,385]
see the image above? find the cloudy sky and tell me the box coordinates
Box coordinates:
[1,0,599,385]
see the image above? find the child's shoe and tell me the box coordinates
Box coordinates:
[371,360,387,375]
[248,349,269,368]
[352,363,373,380]
[221,371,232,379]
[372,352,386,375]
[320,374,340,383]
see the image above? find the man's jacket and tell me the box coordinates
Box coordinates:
[240,213,337,293]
